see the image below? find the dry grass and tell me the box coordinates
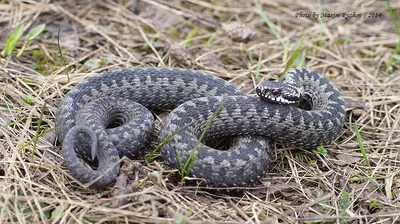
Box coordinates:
[1,0,400,223]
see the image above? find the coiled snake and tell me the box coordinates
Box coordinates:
[55,68,345,188]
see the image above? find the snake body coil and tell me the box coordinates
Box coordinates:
[55,67,345,188]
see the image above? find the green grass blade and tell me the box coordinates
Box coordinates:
[385,0,400,73]
[183,98,227,179]
[317,0,324,47]
[31,104,46,159]
[205,32,217,47]
[293,49,306,68]
[176,151,184,176]
[1,116,25,127]
[147,98,227,182]
[255,51,262,78]
[50,203,67,223]
[25,24,46,41]
[57,27,70,82]
[18,128,54,152]
[57,28,66,66]
[386,0,400,34]
[280,37,304,79]
[354,124,370,166]
[145,122,195,162]
[4,24,24,57]
[247,45,254,65]
[252,0,288,61]
[182,27,198,48]
[16,24,46,58]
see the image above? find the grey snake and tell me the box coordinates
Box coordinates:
[55,67,345,188]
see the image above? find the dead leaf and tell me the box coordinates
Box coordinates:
[221,22,256,43]
[334,153,359,166]
[170,44,193,66]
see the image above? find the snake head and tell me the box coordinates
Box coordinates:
[256,81,302,104]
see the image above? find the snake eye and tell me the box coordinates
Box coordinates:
[272,88,280,95]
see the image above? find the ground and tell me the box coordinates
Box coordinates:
[0,0,399,223]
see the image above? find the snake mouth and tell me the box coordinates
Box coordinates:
[106,111,129,129]
[255,81,302,105]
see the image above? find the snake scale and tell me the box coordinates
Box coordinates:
[55,67,345,188]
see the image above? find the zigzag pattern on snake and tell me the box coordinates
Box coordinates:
[55,67,345,188]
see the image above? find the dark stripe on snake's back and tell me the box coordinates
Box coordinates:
[55,67,345,188]
[56,68,249,188]
[56,68,244,137]
[160,68,345,186]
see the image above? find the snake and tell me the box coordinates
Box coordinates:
[55,67,345,188]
